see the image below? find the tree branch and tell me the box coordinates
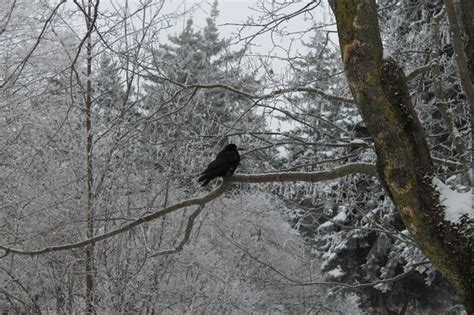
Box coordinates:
[406,63,431,82]
[0,0,66,88]
[0,163,376,257]
[147,73,355,104]
[151,206,204,256]
[219,226,429,289]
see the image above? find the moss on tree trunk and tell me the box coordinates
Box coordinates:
[460,0,474,83]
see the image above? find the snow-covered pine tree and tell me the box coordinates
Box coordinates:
[140,1,266,190]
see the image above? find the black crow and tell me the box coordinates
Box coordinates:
[198,144,241,187]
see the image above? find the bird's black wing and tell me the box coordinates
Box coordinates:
[214,150,240,175]
[198,150,240,186]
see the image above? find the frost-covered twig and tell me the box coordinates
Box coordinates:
[0,0,66,88]
[146,73,355,104]
[221,227,429,289]
[430,10,471,184]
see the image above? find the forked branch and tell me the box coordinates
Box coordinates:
[0,163,376,257]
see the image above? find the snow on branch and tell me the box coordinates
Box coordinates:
[0,163,376,257]
[147,74,355,103]
[0,1,67,88]
[433,178,473,224]
[231,163,376,183]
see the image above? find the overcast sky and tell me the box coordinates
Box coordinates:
[163,0,338,133]
[86,0,337,75]
[88,0,338,133]
[161,0,337,73]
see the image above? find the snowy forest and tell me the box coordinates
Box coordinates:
[0,0,472,314]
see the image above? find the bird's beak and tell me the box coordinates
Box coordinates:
[237,148,245,151]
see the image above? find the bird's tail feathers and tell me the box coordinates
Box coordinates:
[198,176,211,187]
[198,173,211,186]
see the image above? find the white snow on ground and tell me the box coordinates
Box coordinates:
[433,178,473,224]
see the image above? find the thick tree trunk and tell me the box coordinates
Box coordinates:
[444,0,474,112]
[331,0,473,312]
[460,0,474,83]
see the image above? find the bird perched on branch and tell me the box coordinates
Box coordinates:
[198,144,241,187]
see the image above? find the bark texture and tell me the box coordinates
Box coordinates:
[460,0,474,83]
[444,0,474,112]
[332,0,473,312]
